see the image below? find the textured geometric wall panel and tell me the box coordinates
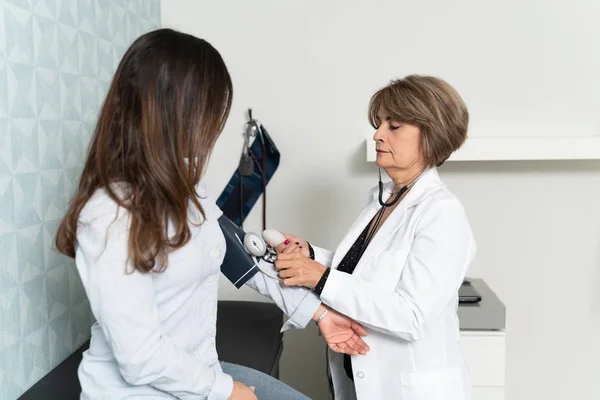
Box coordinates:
[0,1,160,398]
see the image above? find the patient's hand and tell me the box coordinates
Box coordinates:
[314,305,370,355]
[229,382,257,400]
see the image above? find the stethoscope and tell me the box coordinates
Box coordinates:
[358,168,425,257]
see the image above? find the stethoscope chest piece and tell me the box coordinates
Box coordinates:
[262,246,277,263]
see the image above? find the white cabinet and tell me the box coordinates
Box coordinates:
[460,330,506,399]
[472,387,505,400]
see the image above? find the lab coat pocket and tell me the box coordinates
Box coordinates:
[400,369,465,400]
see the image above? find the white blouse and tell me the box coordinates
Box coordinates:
[75,183,323,399]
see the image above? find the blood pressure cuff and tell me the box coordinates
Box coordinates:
[216,125,280,226]
[218,215,260,288]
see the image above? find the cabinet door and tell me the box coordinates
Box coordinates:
[472,386,504,400]
[460,331,506,387]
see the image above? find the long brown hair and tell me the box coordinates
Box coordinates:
[55,28,233,273]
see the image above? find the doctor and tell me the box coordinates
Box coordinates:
[275,75,477,400]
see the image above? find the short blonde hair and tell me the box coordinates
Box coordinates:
[368,75,469,167]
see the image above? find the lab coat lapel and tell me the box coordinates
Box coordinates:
[341,168,443,273]
[329,199,380,270]
[356,200,408,270]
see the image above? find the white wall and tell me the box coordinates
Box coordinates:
[161,1,600,399]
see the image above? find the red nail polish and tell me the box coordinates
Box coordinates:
[284,239,290,245]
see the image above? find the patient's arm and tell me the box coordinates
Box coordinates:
[244,263,369,356]
[244,259,322,331]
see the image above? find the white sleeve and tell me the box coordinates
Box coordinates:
[312,245,334,268]
[320,199,476,340]
[242,244,331,331]
[76,203,233,400]
[244,261,322,332]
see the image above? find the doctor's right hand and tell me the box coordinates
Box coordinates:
[229,382,257,400]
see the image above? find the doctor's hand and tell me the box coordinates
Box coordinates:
[274,233,310,257]
[275,252,326,288]
[313,305,370,356]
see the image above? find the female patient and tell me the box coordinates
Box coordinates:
[54,28,368,400]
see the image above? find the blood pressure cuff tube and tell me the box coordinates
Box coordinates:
[218,215,260,288]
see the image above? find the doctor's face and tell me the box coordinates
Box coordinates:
[373,108,425,173]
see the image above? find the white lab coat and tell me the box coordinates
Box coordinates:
[314,168,476,400]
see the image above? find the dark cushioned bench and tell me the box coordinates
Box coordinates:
[18,301,283,400]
